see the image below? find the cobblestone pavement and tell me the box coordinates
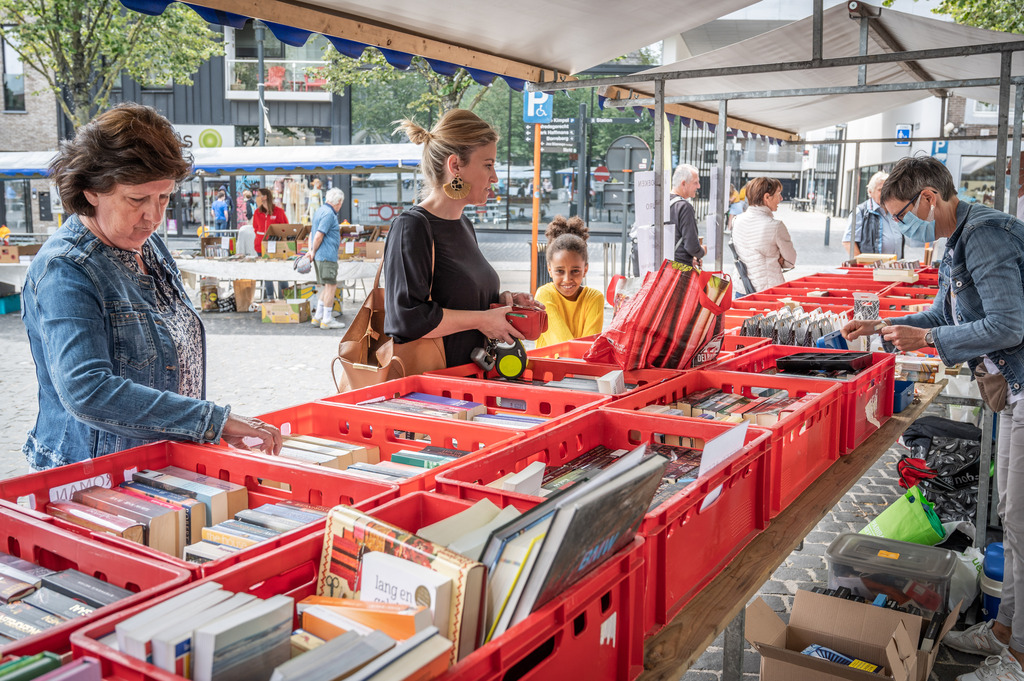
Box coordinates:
[0,206,976,680]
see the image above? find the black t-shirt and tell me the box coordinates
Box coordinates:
[383,207,500,367]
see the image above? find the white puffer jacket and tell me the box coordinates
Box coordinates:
[732,205,797,292]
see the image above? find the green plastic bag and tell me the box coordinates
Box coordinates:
[859,485,946,546]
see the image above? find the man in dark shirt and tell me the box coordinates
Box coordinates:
[670,163,705,267]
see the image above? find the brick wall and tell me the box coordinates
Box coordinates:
[0,66,58,151]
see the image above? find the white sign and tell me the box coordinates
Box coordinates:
[49,183,62,217]
[174,124,235,148]
[523,92,554,124]
[895,125,912,147]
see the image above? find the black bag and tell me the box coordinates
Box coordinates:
[901,416,983,525]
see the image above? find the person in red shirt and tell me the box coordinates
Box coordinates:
[252,187,288,255]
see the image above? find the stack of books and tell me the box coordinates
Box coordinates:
[0,551,132,646]
[183,501,328,564]
[275,436,379,472]
[639,387,820,427]
[355,392,550,430]
[108,581,451,681]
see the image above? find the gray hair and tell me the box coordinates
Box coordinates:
[325,187,345,205]
[866,171,889,193]
[881,156,956,203]
[672,163,698,187]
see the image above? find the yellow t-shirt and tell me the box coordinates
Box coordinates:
[533,283,605,348]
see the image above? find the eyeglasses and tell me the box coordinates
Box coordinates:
[893,191,923,224]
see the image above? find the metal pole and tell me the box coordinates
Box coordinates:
[715,100,728,271]
[1011,83,1023,218]
[812,0,823,63]
[849,142,860,263]
[995,52,1011,212]
[576,102,587,221]
[256,21,266,147]
[858,17,869,85]
[506,88,513,229]
[976,406,994,547]
[654,80,666,261]
[530,123,542,293]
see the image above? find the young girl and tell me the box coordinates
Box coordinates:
[533,215,604,348]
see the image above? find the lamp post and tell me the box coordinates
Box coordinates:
[255,20,266,147]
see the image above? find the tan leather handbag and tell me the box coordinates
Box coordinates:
[331,212,446,393]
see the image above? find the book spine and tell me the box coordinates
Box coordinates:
[201,527,260,548]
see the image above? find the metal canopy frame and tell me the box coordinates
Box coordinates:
[530,2,1024,270]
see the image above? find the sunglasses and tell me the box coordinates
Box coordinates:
[893,190,923,224]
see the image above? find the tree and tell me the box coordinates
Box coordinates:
[932,0,1023,33]
[0,0,222,130]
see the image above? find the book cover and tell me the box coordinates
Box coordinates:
[218,520,281,539]
[0,574,36,604]
[0,602,65,640]
[26,656,101,681]
[485,526,547,642]
[358,551,452,633]
[317,506,485,664]
[416,499,501,548]
[41,569,132,610]
[418,445,472,459]
[23,588,95,620]
[0,553,54,587]
[192,594,294,681]
[388,450,454,469]
[0,651,61,680]
[201,527,261,549]
[277,447,343,469]
[120,586,233,663]
[183,541,238,564]
[114,580,224,654]
[347,462,419,479]
[234,509,305,533]
[72,486,181,557]
[276,500,330,516]
[403,392,486,418]
[285,434,376,463]
[46,501,145,544]
[130,470,229,527]
[119,481,208,546]
[158,466,248,519]
[297,596,430,641]
[252,503,324,524]
[150,592,256,676]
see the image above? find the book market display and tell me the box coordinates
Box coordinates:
[0,264,960,681]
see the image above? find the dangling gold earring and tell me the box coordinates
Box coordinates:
[443,174,471,200]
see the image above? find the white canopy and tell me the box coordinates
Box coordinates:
[607,3,1024,136]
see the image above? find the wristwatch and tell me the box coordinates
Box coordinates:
[924,329,935,346]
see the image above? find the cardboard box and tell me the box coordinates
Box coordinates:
[260,299,311,324]
[262,224,310,260]
[200,236,233,258]
[365,242,385,259]
[746,591,958,681]
[0,244,41,263]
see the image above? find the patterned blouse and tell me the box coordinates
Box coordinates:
[111,244,205,399]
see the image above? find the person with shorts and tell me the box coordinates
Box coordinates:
[308,187,346,329]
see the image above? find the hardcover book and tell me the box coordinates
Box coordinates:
[40,569,132,609]
[191,595,294,681]
[0,602,65,640]
[23,588,95,620]
[0,553,55,587]
[317,506,485,663]
[0,574,36,604]
[46,501,145,544]
[72,486,181,557]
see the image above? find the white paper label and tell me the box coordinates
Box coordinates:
[48,474,113,503]
[600,612,618,647]
[698,422,749,510]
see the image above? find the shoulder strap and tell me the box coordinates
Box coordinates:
[373,207,435,294]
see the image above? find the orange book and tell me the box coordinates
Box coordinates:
[298,596,430,641]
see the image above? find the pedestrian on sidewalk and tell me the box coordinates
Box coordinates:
[669,163,705,267]
[309,187,346,330]
[842,171,905,259]
[21,103,281,470]
[210,190,229,235]
[731,177,797,291]
[387,109,544,368]
[842,156,1024,681]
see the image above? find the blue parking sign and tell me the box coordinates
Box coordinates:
[524,92,554,124]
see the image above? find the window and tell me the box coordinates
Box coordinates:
[2,31,25,111]
[0,180,31,231]
[224,25,331,101]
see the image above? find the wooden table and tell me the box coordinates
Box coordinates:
[640,381,947,681]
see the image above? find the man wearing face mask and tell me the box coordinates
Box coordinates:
[843,155,1024,681]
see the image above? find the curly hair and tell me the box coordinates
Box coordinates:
[394,109,499,200]
[49,103,192,218]
[545,215,589,265]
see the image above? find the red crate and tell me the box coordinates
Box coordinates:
[434,409,770,635]
[879,285,938,300]
[72,513,647,681]
[0,440,397,578]
[715,334,772,360]
[605,369,842,517]
[427,358,683,397]
[732,293,857,309]
[783,276,892,290]
[712,346,895,452]
[0,506,190,658]
[322,375,609,431]
[254,401,521,494]
[526,339,595,361]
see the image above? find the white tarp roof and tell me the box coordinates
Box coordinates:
[611,3,1024,136]
[0,143,422,179]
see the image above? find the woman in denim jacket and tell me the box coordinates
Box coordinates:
[22,104,282,470]
[844,155,1024,681]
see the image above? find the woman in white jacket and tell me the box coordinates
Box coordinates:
[732,177,797,291]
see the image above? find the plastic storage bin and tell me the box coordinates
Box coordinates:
[435,408,771,635]
[72,515,647,681]
[606,369,843,517]
[322,374,609,431]
[256,400,522,494]
[0,440,398,578]
[826,533,957,618]
[0,506,190,658]
[712,345,895,453]
[427,357,683,398]
[983,542,1004,622]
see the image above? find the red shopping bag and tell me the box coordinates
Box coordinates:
[584,260,732,370]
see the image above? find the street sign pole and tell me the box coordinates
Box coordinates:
[531,123,542,294]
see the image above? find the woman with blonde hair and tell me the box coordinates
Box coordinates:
[385,109,543,367]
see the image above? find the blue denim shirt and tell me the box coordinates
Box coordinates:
[311,203,340,262]
[21,215,230,468]
[897,201,1024,393]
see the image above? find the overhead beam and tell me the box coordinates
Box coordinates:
[848,2,947,97]
[185,0,550,82]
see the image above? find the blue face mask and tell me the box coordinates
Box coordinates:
[898,197,936,243]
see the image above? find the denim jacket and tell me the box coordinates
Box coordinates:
[21,215,230,468]
[898,201,1024,393]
